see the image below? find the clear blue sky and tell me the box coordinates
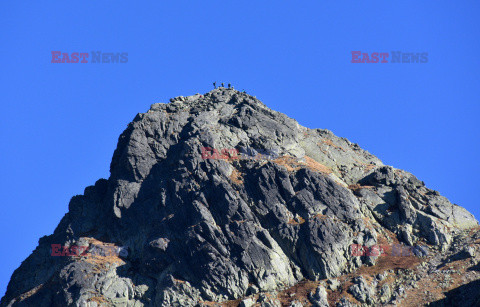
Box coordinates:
[1,1,479,297]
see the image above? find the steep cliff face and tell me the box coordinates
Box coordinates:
[2,88,479,307]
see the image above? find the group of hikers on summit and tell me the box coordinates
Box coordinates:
[213,81,246,93]
[213,81,232,89]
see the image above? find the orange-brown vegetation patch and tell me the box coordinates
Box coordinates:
[438,254,476,272]
[357,254,423,276]
[230,168,244,185]
[273,156,302,172]
[276,279,319,306]
[304,156,332,174]
[314,214,328,220]
[328,253,424,306]
[83,253,124,273]
[394,169,405,179]
[80,238,125,270]
[88,296,109,304]
[220,300,243,307]
[399,263,470,307]
[273,156,332,174]
[199,296,248,307]
[327,277,358,307]
[348,184,374,191]
[172,277,187,284]
[288,216,306,225]
[398,236,480,307]
[327,227,427,305]
[377,227,400,245]
[321,139,346,152]
[198,301,223,306]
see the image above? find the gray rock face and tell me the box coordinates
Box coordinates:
[327,278,340,291]
[1,89,478,306]
[357,166,477,249]
[309,285,329,306]
[348,276,374,304]
[240,297,255,307]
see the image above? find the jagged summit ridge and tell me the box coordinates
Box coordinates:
[111,88,382,184]
[1,89,478,306]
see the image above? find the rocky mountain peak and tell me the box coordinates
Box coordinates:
[2,90,479,307]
